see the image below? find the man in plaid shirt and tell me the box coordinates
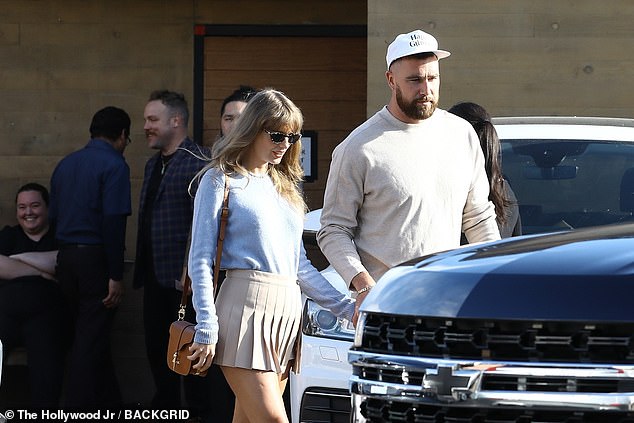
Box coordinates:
[134,90,213,421]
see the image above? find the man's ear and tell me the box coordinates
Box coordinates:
[386,70,395,89]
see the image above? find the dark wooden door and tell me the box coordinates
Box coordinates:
[200,32,367,211]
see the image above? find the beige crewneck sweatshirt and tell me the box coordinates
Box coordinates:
[318,106,500,284]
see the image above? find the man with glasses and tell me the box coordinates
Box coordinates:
[318,30,500,322]
[49,106,132,409]
[133,90,215,421]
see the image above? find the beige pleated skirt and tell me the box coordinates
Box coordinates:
[213,269,302,374]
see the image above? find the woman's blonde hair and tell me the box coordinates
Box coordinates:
[198,88,306,213]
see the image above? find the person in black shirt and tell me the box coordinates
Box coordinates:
[0,183,68,407]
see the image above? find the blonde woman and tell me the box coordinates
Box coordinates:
[187,89,354,422]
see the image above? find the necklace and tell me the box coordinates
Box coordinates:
[247,170,269,178]
[160,155,172,175]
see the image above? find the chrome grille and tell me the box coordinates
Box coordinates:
[353,364,634,393]
[360,314,634,363]
[481,374,634,393]
[353,365,425,386]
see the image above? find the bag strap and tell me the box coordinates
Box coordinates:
[178,175,230,320]
[213,176,230,297]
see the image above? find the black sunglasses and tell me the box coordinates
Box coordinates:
[264,129,302,145]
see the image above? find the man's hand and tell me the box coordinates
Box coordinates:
[103,279,124,308]
[350,271,376,326]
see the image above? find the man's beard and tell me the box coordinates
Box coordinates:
[146,130,169,150]
[396,86,437,121]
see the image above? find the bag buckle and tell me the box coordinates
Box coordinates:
[171,351,179,369]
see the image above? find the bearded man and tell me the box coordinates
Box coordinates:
[317,30,501,322]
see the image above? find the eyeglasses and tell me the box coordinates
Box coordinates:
[264,129,302,145]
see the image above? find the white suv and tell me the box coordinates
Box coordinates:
[291,116,634,423]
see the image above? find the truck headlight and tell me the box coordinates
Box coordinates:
[302,298,355,341]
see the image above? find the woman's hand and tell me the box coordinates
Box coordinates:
[188,342,216,374]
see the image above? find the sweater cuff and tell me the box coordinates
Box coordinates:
[342,263,368,287]
[193,325,218,345]
[341,301,356,322]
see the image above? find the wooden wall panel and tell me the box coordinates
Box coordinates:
[202,34,367,210]
[368,0,634,119]
[195,0,366,25]
[204,37,366,72]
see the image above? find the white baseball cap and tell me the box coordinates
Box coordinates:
[386,29,451,70]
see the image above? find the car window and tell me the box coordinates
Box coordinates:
[502,139,634,234]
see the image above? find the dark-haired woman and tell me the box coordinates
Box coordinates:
[449,102,522,238]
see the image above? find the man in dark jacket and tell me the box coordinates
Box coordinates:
[134,90,217,421]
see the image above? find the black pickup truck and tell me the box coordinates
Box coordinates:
[349,223,634,423]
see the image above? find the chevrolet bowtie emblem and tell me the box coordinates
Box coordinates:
[422,364,473,400]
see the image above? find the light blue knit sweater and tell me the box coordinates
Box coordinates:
[189,167,355,344]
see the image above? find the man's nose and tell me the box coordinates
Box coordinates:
[420,81,431,95]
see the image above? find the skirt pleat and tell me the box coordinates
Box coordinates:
[213,269,302,374]
[279,289,299,365]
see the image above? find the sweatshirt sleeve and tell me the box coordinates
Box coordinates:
[317,142,369,285]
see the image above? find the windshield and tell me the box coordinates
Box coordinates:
[502,139,634,234]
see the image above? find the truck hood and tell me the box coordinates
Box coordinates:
[360,222,634,322]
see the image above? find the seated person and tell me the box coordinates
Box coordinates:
[0,183,68,407]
